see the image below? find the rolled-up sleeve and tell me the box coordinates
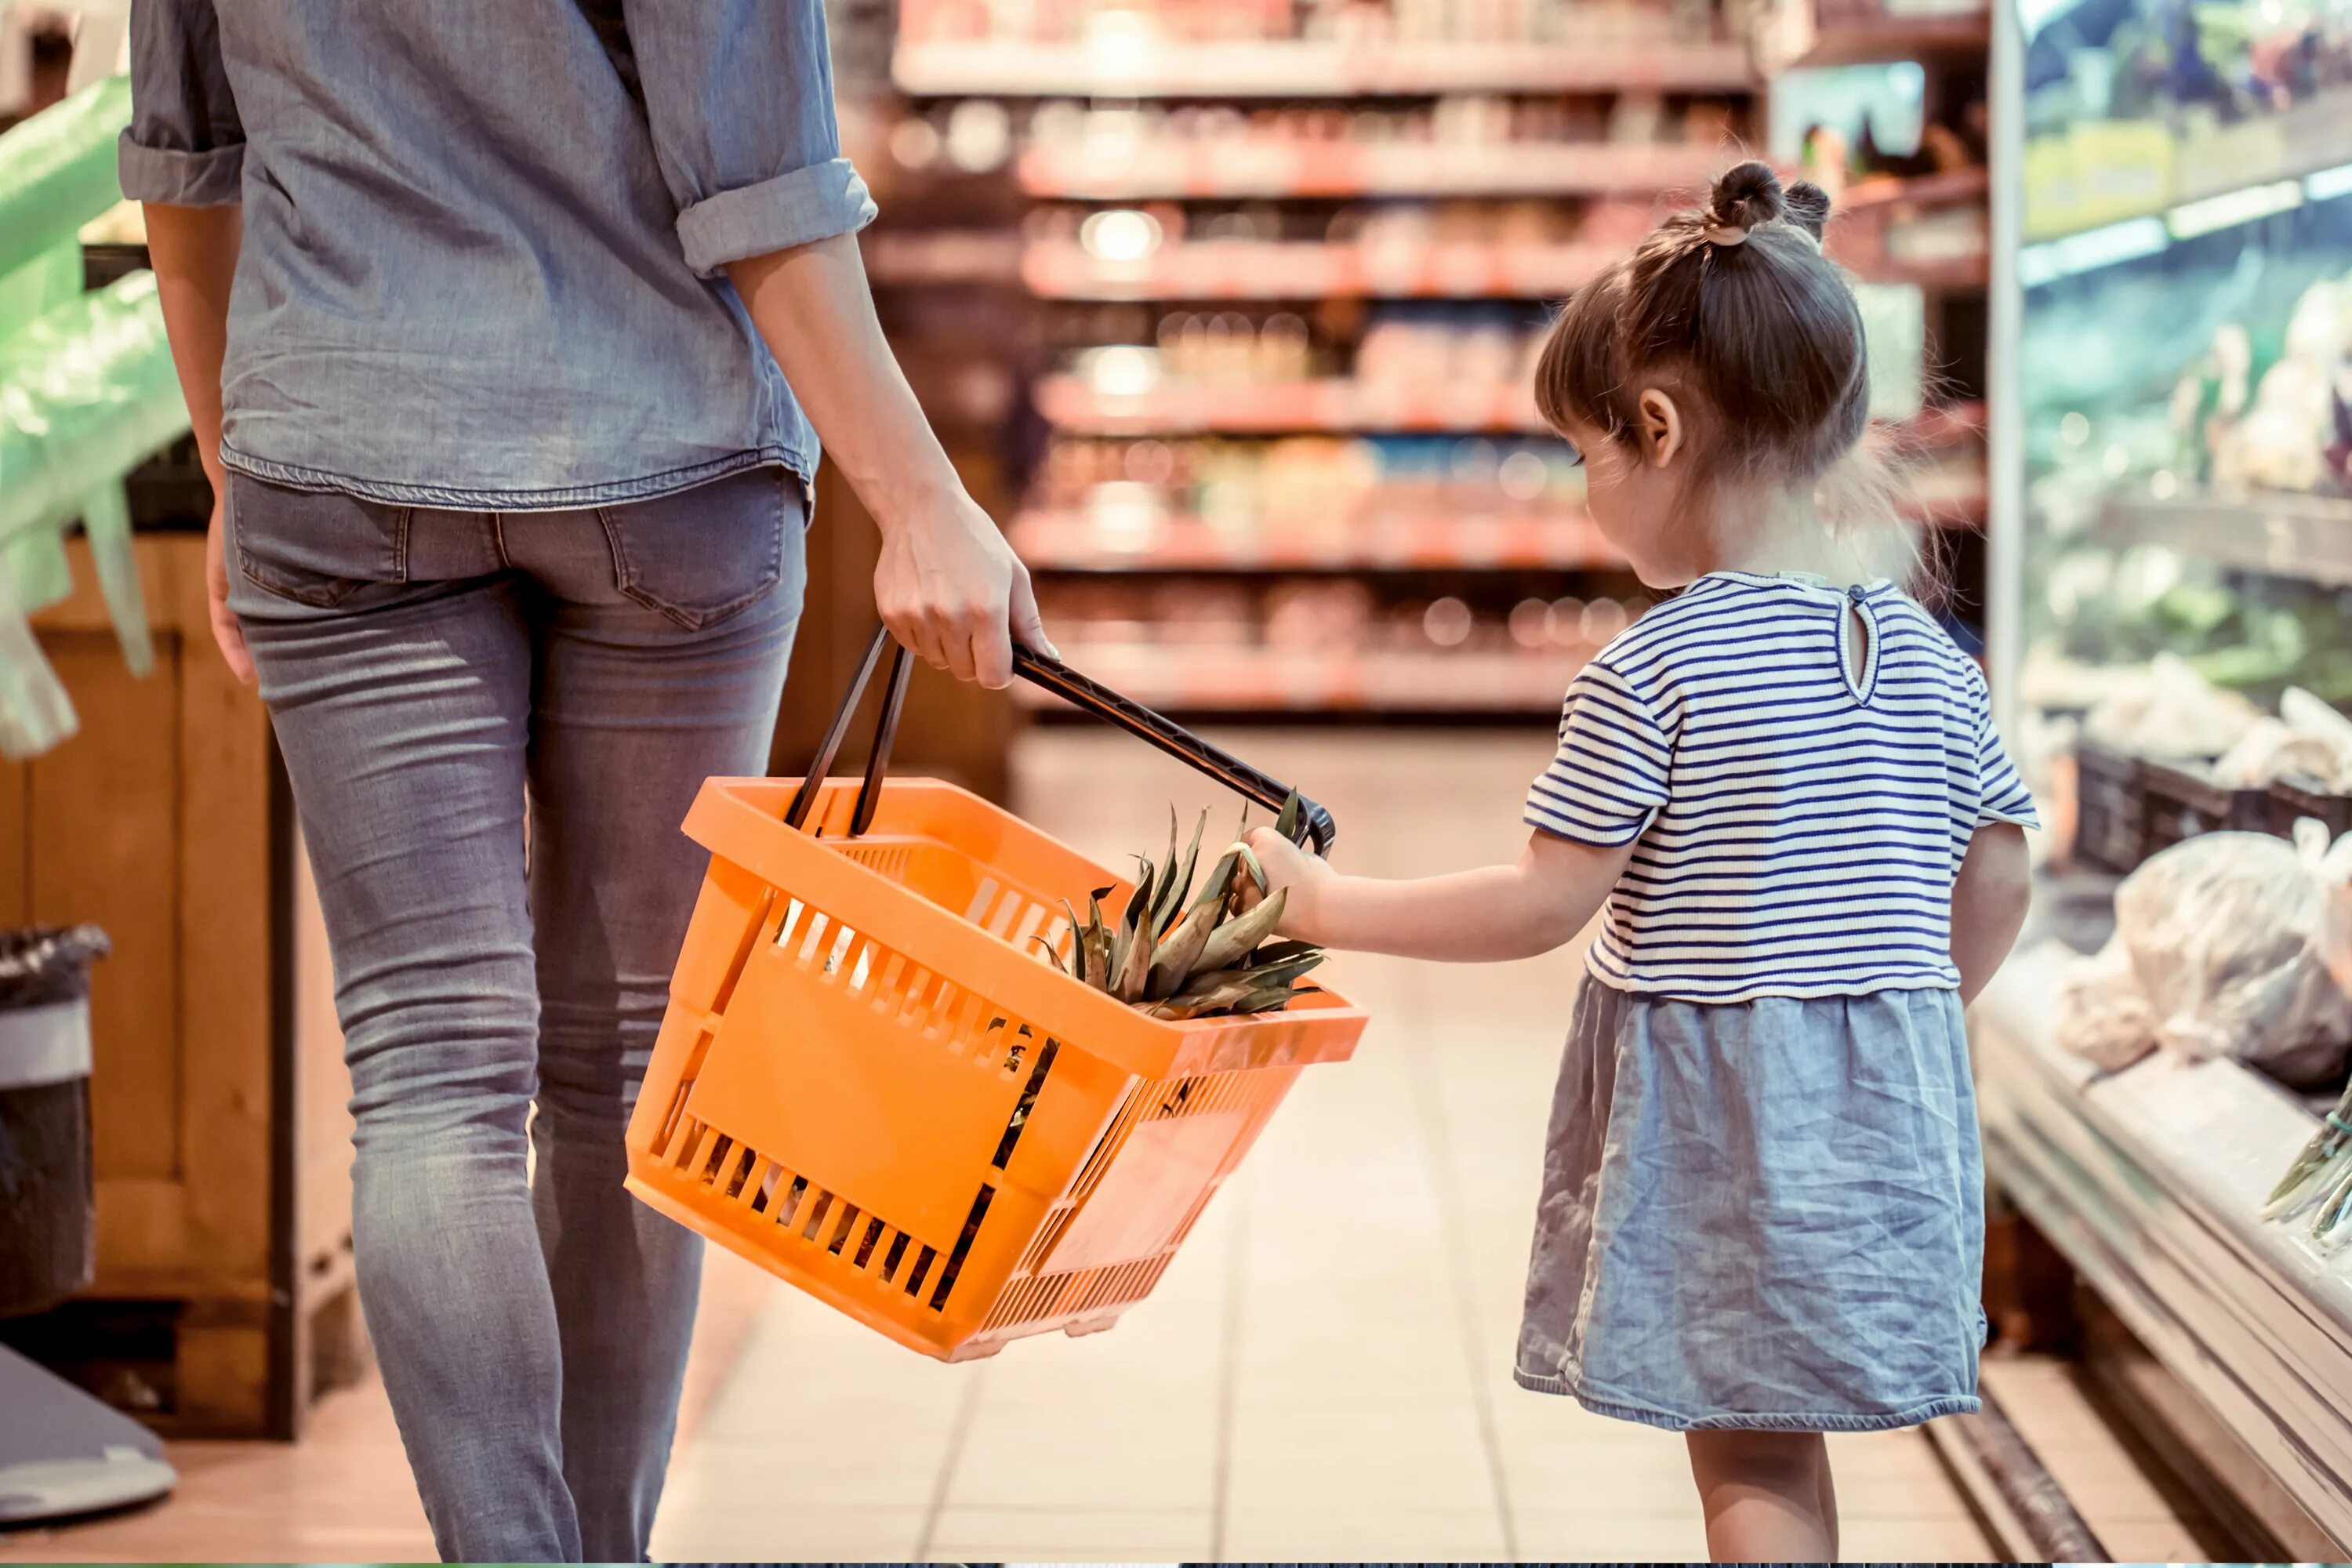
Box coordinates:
[118,0,245,205]
[622,0,879,278]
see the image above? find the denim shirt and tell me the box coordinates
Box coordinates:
[118,1,878,509]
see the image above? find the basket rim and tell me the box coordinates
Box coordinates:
[685,775,1368,1078]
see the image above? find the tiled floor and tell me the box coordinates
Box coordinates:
[9,728,2026,1562]
[1979,1357,2230,1563]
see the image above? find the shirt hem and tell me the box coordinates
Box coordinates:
[218,443,814,512]
[1579,960,1962,1005]
[1512,1367,1978,1433]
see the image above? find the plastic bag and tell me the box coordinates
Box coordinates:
[2054,933,2158,1072]
[2214,688,2352,789]
[2082,652,2262,760]
[0,924,110,1010]
[2103,823,2352,1087]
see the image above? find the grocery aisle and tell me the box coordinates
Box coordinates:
[645,726,1994,1563]
[1,728,2017,1565]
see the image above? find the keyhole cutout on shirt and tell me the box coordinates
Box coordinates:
[1842,597,1880,703]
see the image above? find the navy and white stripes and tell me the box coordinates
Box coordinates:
[1526,570,2038,1003]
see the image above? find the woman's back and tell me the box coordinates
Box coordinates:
[125,0,875,506]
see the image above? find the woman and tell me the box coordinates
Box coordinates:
[122,3,1041,1559]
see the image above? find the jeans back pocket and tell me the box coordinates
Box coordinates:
[229,477,410,609]
[594,466,796,631]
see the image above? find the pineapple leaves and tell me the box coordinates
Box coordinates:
[1195,885,1287,975]
[1030,803,1324,1022]
[1275,787,1303,844]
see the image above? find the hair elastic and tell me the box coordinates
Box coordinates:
[1700,222,1749,246]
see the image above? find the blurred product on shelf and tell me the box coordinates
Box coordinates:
[1029,576,1641,711]
[898,0,1724,46]
[1012,96,1737,198]
[2023,0,2352,237]
[2174,267,2352,497]
[1017,433,1599,568]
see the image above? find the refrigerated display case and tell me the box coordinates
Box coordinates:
[1975,0,2352,1546]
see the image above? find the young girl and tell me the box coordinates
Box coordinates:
[1247,162,2037,1563]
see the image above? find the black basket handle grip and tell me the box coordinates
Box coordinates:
[784,625,1337,857]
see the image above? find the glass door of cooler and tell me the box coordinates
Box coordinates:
[1992,0,2352,820]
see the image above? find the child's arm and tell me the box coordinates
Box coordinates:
[1244,827,1632,963]
[1949,822,2031,1004]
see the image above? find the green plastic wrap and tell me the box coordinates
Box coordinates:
[0,272,188,543]
[0,242,82,344]
[0,270,186,757]
[0,77,132,281]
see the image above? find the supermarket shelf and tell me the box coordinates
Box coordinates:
[1010,508,1617,572]
[1788,15,1987,64]
[1841,251,1990,290]
[1906,459,1988,528]
[862,229,1024,287]
[1017,642,1587,713]
[1975,942,2352,1554]
[2098,490,2352,589]
[1907,398,1987,447]
[1840,165,1991,212]
[891,38,1755,97]
[1036,376,1542,434]
[1018,139,1727,200]
[1022,239,1611,300]
[2025,86,2352,245]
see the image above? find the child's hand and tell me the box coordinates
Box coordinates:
[1243,826,1334,943]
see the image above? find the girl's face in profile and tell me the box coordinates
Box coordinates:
[1557,404,1706,590]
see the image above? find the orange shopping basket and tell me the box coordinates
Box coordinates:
[625,627,1367,1361]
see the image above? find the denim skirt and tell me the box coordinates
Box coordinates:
[1513,980,1986,1432]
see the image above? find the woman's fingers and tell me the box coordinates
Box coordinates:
[205,504,256,684]
[1010,565,1057,661]
[871,488,1035,688]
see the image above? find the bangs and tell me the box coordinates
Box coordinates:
[1534,267,1631,441]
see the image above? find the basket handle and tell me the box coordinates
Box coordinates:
[783,624,1338,855]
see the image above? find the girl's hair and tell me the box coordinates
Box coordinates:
[1535,160,1924,587]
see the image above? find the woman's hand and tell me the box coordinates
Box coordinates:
[205,486,255,684]
[1243,826,1336,944]
[872,482,1052,688]
[728,235,1056,688]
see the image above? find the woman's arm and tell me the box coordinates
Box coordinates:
[1950,822,2031,1004]
[727,236,1051,689]
[1244,826,1631,962]
[143,202,249,682]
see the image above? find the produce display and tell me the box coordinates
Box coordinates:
[2266,1076,2352,1248]
[1040,796,1327,1018]
[2171,267,2352,496]
[2053,821,2352,1087]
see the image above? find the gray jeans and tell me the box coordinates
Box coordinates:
[226,468,804,1563]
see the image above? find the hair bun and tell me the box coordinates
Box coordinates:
[1708,160,1784,235]
[1780,180,1833,241]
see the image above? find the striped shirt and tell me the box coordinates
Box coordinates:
[1525,570,2038,1003]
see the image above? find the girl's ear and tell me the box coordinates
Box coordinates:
[1635,387,1684,468]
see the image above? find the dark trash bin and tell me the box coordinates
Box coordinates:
[0,923,174,1525]
[0,924,110,1319]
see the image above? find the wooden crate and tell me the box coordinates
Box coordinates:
[0,532,361,1437]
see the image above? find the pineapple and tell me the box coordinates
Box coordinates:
[1036,793,1325,1021]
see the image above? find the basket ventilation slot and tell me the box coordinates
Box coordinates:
[647,1112,972,1308]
